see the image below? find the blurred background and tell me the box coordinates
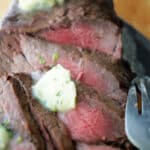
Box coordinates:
[114,0,150,39]
[0,0,150,39]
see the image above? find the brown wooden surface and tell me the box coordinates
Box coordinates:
[114,0,150,39]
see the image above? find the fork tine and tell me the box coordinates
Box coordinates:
[140,78,150,115]
[125,77,150,150]
[126,85,138,116]
[143,76,150,99]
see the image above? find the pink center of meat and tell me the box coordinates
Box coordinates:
[40,21,122,59]
[59,100,124,143]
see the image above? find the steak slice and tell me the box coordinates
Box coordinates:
[20,35,133,104]
[0,75,45,150]
[37,19,122,60]
[1,0,117,33]
[14,73,75,150]
[1,0,122,59]
[58,83,124,143]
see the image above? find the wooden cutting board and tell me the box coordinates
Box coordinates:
[114,0,150,39]
[0,0,11,18]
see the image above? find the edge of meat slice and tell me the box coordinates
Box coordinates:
[0,75,46,150]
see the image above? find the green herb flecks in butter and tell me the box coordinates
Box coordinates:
[38,55,46,65]
[2,120,10,128]
[19,0,64,12]
[57,0,64,5]
[52,52,59,63]
[16,136,23,144]
[32,64,76,112]
[0,125,12,150]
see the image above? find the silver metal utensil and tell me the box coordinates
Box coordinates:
[125,76,150,150]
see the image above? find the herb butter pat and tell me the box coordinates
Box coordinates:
[32,64,76,112]
[19,0,64,12]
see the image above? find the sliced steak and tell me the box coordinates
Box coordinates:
[14,73,124,144]
[1,0,122,59]
[13,73,75,150]
[20,35,133,104]
[0,0,138,149]
[0,75,45,149]
[0,33,133,105]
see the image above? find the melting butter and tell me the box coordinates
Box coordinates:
[18,0,64,12]
[32,64,76,112]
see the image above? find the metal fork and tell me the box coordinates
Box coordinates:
[125,76,150,150]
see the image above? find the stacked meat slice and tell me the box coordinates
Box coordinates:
[0,74,74,150]
[0,75,45,150]
[0,0,137,149]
